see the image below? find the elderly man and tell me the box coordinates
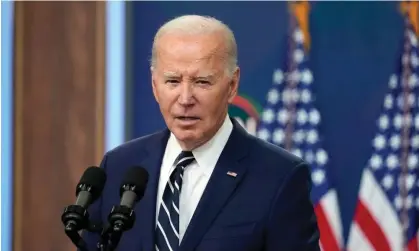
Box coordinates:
[82,15,320,251]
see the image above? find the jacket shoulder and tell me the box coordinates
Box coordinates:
[249,134,305,167]
[105,129,169,158]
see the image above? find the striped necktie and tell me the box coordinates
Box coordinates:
[155,151,195,251]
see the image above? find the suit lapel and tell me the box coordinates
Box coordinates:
[136,130,170,251]
[180,119,252,251]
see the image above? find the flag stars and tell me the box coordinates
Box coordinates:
[293,49,304,64]
[384,94,394,109]
[408,154,418,169]
[408,30,418,47]
[397,94,415,109]
[267,89,280,104]
[259,53,331,201]
[273,69,284,85]
[272,129,285,145]
[293,28,304,43]
[405,195,413,209]
[411,53,419,68]
[409,73,418,87]
[389,134,401,150]
[398,175,414,192]
[307,129,319,144]
[316,149,328,165]
[257,128,270,141]
[301,89,312,103]
[293,130,305,143]
[403,113,412,127]
[301,69,313,85]
[277,109,289,125]
[309,109,320,125]
[297,109,308,125]
[262,109,275,124]
[373,134,386,150]
[404,174,416,191]
[378,115,389,131]
[393,114,403,129]
[412,135,419,149]
[389,74,398,89]
[382,175,394,190]
[305,150,314,164]
[292,148,303,158]
[415,114,419,130]
[312,169,325,186]
[386,154,399,170]
[394,195,403,210]
[282,89,298,105]
[291,89,300,103]
[370,154,383,170]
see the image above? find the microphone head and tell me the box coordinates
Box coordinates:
[120,166,149,201]
[76,166,107,202]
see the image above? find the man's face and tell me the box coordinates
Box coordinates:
[151,32,239,150]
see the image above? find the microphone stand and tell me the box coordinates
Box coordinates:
[96,205,136,251]
[62,205,90,251]
[96,225,109,251]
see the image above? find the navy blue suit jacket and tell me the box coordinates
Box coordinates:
[82,118,320,251]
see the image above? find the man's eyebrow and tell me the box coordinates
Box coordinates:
[163,72,181,78]
[194,73,216,79]
[162,71,217,79]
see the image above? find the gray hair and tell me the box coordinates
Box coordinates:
[150,15,238,75]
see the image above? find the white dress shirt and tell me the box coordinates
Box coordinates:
[156,115,233,242]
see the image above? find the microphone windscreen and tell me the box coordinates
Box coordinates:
[76,166,107,201]
[120,166,149,200]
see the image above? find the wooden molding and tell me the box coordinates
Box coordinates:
[13,2,105,251]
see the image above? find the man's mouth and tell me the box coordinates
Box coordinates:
[176,116,200,121]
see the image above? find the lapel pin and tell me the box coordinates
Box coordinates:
[227,171,237,177]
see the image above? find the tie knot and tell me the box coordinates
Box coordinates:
[174,151,195,168]
[179,150,193,158]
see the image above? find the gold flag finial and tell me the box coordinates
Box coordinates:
[400,1,419,35]
[289,1,311,51]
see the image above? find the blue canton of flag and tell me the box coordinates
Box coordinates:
[256,24,329,210]
[256,14,342,251]
[347,13,419,251]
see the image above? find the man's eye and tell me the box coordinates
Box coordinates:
[197,80,210,85]
[166,80,179,84]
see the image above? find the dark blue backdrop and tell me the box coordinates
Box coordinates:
[127,1,404,243]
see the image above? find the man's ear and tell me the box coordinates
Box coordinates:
[228,67,240,103]
[151,67,159,103]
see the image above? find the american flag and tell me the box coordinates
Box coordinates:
[346,12,419,251]
[256,7,343,251]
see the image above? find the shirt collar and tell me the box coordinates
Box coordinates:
[166,114,233,176]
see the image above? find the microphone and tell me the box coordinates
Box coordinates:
[98,166,149,251]
[62,166,107,251]
[118,166,149,212]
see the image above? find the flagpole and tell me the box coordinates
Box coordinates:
[399,4,413,250]
[284,1,299,151]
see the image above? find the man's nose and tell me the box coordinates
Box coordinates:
[178,82,194,105]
